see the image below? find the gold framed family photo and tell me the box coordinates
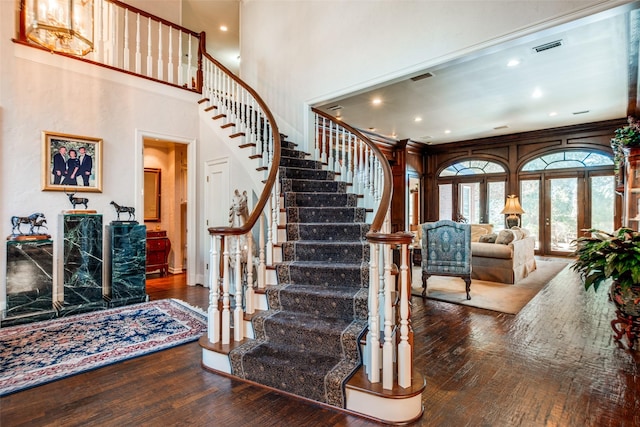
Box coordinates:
[42,131,102,192]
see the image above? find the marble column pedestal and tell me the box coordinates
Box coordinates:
[3,239,56,326]
[105,222,148,307]
[57,213,105,316]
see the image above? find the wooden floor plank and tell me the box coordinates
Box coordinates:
[2,268,640,426]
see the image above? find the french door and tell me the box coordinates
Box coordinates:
[520,171,615,256]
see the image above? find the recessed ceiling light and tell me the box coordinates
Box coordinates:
[444,130,451,134]
[507,59,520,67]
[532,88,543,98]
[220,25,228,32]
[414,117,422,122]
[549,111,557,117]
[372,98,382,106]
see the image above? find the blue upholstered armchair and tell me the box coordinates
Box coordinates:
[421,220,472,300]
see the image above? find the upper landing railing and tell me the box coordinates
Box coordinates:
[15,0,203,93]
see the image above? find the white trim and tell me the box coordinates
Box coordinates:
[135,129,197,286]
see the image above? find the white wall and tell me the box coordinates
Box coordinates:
[0,0,204,308]
[239,0,628,145]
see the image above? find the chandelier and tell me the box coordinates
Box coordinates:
[24,0,94,56]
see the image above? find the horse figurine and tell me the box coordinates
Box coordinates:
[10,212,47,235]
[110,201,136,220]
[228,190,258,292]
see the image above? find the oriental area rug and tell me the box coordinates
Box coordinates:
[0,299,207,396]
[411,259,569,314]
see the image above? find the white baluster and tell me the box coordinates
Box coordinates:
[382,243,393,389]
[221,236,231,344]
[328,121,334,171]
[135,13,141,74]
[340,127,347,177]
[314,114,320,161]
[266,197,274,266]
[168,28,174,84]
[258,213,266,289]
[245,231,255,314]
[367,242,380,382]
[157,23,163,81]
[123,9,129,70]
[234,235,243,342]
[146,18,152,77]
[187,34,193,88]
[321,117,327,164]
[177,31,183,86]
[347,134,354,183]
[398,242,412,388]
[208,235,220,343]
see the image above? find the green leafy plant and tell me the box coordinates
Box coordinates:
[611,117,640,174]
[571,228,640,292]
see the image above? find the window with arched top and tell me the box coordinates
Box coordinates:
[521,150,613,171]
[439,160,506,177]
[437,159,506,225]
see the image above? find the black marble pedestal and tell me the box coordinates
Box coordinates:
[3,239,56,326]
[105,222,148,307]
[57,213,105,316]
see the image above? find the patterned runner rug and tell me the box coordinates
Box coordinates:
[0,299,207,396]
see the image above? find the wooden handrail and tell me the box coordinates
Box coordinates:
[204,38,281,237]
[311,107,392,235]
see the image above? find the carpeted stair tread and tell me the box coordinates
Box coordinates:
[281,178,347,193]
[260,311,354,356]
[282,241,368,263]
[287,207,366,223]
[274,284,368,320]
[281,147,307,158]
[280,167,335,181]
[286,223,370,241]
[279,157,324,169]
[276,262,369,288]
[284,192,359,208]
[235,342,342,402]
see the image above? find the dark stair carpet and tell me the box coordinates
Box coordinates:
[229,138,369,408]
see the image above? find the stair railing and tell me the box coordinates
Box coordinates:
[312,108,415,390]
[202,36,281,345]
[16,0,202,92]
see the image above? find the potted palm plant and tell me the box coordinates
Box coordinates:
[571,228,640,318]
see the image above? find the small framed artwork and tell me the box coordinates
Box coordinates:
[42,131,102,192]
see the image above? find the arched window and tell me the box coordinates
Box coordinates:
[521,150,613,171]
[437,159,506,225]
[439,160,506,177]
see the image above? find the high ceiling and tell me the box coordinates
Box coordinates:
[314,4,637,146]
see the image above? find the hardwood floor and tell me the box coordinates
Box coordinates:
[2,268,640,426]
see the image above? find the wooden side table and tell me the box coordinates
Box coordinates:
[146,230,171,276]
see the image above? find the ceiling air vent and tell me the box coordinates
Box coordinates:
[328,105,343,111]
[493,125,509,130]
[532,39,563,53]
[410,72,434,82]
[572,110,590,115]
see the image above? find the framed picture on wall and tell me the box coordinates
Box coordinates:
[42,131,103,192]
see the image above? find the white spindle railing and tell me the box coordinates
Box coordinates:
[19,0,203,92]
[202,46,280,346]
[312,108,415,391]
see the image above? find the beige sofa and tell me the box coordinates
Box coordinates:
[415,223,537,284]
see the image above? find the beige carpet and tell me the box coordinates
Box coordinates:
[411,260,569,314]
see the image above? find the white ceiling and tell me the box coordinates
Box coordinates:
[315,6,633,145]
